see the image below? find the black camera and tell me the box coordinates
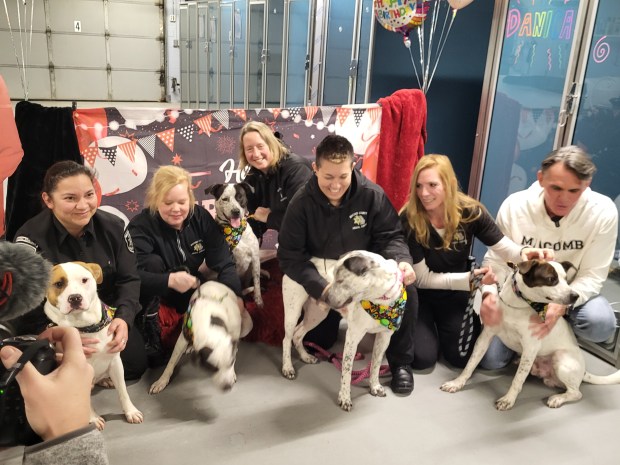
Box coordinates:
[0,335,57,447]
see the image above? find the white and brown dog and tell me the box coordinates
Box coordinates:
[44,261,143,430]
[441,259,620,409]
[205,183,263,308]
[282,250,406,411]
[149,280,242,394]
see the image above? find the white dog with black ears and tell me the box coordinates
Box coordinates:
[441,258,620,410]
[205,182,263,308]
[44,261,143,430]
[282,250,407,411]
[148,280,242,394]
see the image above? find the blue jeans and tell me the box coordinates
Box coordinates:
[479,295,618,370]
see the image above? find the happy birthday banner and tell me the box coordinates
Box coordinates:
[73,105,381,225]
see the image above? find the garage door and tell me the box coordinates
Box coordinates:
[0,0,164,101]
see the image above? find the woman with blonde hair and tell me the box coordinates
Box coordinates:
[401,154,544,370]
[238,121,312,239]
[127,166,252,364]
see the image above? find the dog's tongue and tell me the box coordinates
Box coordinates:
[231,218,241,228]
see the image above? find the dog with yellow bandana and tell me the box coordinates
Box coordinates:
[281,250,406,411]
[205,183,263,308]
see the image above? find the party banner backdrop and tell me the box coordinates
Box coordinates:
[73,105,382,228]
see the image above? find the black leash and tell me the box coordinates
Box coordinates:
[458,256,482,357]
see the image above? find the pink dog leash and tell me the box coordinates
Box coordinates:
[303,341,391,385]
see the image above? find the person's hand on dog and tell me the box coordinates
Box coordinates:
[107,318,129,353]
[80,335,101,357]
[169,271,201,293]
[252,207,271,223]
[398,262,416,286]
[529,303,566,339]
[480,293,502,327]
[520,247,554,261]
[0,326,93,442]
[474,266,496,286]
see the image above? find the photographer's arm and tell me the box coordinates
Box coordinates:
[0,327,109,465]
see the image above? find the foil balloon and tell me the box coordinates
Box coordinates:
[374,0,430,35]
[447,0,474,10]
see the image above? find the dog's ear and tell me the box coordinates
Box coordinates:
[506,261,517,271]
[238,182,255,196]
[75,261,104,284]
[343,255,371,276]
[516,260,536,274]
[560,261,575,273]
[205,183,226,199]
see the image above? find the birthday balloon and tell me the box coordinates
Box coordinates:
[447,0,474,10]
[374,0,430,34]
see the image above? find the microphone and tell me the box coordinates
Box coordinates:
[0,241,51,321]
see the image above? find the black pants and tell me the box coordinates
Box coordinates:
[412,288,481,370]
[303,283,418,369]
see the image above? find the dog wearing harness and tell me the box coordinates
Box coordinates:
[441,258,620,410]
[205,183,263,308]
[281,250,406,411]
[44,261,143,429]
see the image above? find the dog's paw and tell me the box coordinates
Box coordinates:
[338,394,353,412]
[281,366,297,380]
[370,385,386,397]
[495,396,516,411]
[125,409,144,424]
[299,352,319,364]
[97,377,115,389]
[92,416,106,431]
[440,380,464,393]
[149,379,169,395]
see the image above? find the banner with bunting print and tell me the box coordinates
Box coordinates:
[72,104,382,230]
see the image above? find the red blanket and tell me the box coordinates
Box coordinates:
[377,89,427,211]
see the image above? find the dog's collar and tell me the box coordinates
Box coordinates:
[511,272,548,321]
[222,217,247,250]
[56,303,116,333]
[359,285,407,331]
[182,292,229,344]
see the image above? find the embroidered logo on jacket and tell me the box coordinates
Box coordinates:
[350,211,368,230]
[191,240,205,254]
[521,237,584,251]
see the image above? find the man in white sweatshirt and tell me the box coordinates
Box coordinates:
[479,145,618,369]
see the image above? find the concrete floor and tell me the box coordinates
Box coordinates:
[2,329,620,465]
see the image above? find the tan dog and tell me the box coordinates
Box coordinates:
[441,259,620,409]
[44,261,143,429]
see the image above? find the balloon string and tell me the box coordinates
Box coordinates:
[427,6,457,92]
[407,42,422,90]
[3,0,27,99]
[423,0,441,94]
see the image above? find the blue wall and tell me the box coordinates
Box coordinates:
[370,1,496,191]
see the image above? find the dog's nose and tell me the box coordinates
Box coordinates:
[231,208,240,217]
[68,294,83,308]
[569,291,578,304]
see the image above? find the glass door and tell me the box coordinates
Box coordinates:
[283,0,313,106]
[219,2,234,107]
[566,0,620,225]
[248,1,265,107]
[474,0,588,218]
[233,1,247,107]
[198,2,219,108]
[265,0,284,107]
[180,2,199,107]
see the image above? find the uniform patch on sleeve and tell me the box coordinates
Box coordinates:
[124,230,135,253]
[14,236,39,252]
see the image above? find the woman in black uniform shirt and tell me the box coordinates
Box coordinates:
[13,161,147,380]
[238,121,312,239]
